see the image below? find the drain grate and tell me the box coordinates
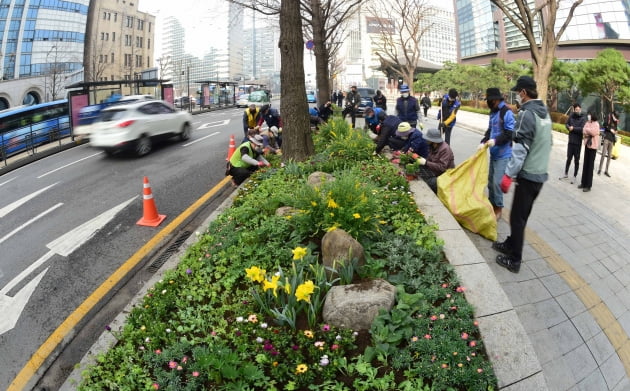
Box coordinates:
[147,231,192,273]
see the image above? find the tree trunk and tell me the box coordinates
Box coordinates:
[311,0,330,105]
[280,0,314,161]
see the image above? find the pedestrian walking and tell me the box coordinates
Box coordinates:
[437,89,461,145]
[562,103,586,184]
[336,90,344,107]
[492,76,552,273]
[578,112,600,192]
[598,111,618,177]
[342,85,361,128]
[478,87,515,221]
[420,92,432,121]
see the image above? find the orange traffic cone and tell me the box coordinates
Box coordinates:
[226,134,236,161]
[137,176,166,227]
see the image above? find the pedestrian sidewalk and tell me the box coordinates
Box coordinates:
[452,109,630,390]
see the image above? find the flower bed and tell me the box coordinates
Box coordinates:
[78,118,497,391]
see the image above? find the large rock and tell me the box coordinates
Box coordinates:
[307,171,335,188]
[323,279,396,330]
[321,228,365,270]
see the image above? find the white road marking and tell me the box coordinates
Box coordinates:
[0,182,59,218]
[0,177,17,187]
[37,151,103,179]
[0,203,63,245]
[0,268,49,335]
[0,251,54,296]
[182,132,220,146]
[197,119,230,130]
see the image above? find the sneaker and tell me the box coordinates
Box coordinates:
[560,174,568,179]
[492,240,513,255]
[570,176,576,184]
[597,170,601,175]
[496,254,521,273]
[583,187,591,192]
[604,172,611,177]
[578,184,584,189]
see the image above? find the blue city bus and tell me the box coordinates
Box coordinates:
[0,100,70,160]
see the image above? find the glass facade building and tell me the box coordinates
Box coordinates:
[0,0,87,83]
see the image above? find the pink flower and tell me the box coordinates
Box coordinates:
[477,368,484,373]
[211,331,217,336]
[430,315,438,321]
[154,349,161,354]
[182,356,188,364]
[441,283,448,288]
[152,383,160,390]
[456,286,466,293]
[192,371,200,377]
[321,324,331,332]
[168,361,177,369]
[331,344,340,350]
[469,340,477,347]
[461,332,469,340]
[424,334,432,339]
[446,293,451,298]
[473,320,479,327]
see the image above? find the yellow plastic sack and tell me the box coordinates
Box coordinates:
[437,147,497,241]
[612,139,619,160]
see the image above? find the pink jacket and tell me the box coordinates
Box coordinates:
[583,120,600,150]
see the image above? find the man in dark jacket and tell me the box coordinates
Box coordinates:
[437,88,461,145]
[374,115,403,154]
[562,103,586,183]
[373,90,387,111]
[342,85,361,128]
[420,93,432,121]
[395,84,420,128]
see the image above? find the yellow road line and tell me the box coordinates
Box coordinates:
[525,227,630,376]
[8,176,232,391]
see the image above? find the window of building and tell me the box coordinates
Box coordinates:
[103,11,107,19]
[114,13,117,22]
[111,53,114,62]
[126,16,133,28]
[147,38,150,49]
[101,32,105,40]
[148,22,151,33]
[99,54,103,63]
[137,19,144,30]
[147,56,150,68]
[135,55,142,67]
[112,32,115,41]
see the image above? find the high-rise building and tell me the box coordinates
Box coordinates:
[455,0,630,65]
[84,0,156,93]
[0,0,89,108]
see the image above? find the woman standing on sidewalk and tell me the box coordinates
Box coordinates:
[598,111,618,177]
[578,112,600,192]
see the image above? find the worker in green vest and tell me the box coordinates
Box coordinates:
[228,133,270,185]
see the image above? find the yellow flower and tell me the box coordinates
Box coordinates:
[284,278,292,295]
[292,247,308,260]
[325,225,338,232]
[295,280,316,302]
[262,275,280,297]
[245,266,266,283]
[303,330,314,338]
[353,213,361,219]
[295,364,308,374]
[311,201,318,207]
[327,198,339,208]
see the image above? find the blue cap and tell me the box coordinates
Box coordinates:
[400,84,410,93]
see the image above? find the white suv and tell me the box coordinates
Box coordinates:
[89,100,193,157]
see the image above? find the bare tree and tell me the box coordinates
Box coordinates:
[84,32,115,83]
[279,0,314,160]
[157,56,172,80]
[363,0,434,95]
[44,43,79,101]
[490,0,583,103]
[227,0,360,105]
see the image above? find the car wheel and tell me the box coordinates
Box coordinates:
[179,123,192,141]
[135,135,152,157]
[104,149,115,157]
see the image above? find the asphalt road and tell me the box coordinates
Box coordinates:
[0,108,246,390]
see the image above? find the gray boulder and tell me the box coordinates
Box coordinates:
[323,279,396,330]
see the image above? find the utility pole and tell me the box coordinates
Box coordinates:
[187,64,191,112]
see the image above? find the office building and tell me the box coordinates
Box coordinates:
[0,0,88,109]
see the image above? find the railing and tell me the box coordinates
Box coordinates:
[1,118,71,166]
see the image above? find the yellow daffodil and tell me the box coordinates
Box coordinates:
[295,364,308,374]
[327,198,339,208]
[353,213,361,219]
[292,247,308,260]
[311,201,317,207]
[245,266,265,283]
[262,275,280,297]
[284,277,292,295]
[295,280,316,302]
[326,225,338,232]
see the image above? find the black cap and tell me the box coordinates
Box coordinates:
[511,76,537,91]
[448,88,458,99]
[485,88,503,101]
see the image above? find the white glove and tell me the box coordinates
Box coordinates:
[486,139,495,147]
[416,157,426,165]
[477,143,486,151]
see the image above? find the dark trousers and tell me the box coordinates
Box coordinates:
[443,125,453,145]
[580,147,596,189]
[423,107,429,117]
[342,106,357,127]
[229,165,258,185]
[505,178,543,261]
[564,143,581,177]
